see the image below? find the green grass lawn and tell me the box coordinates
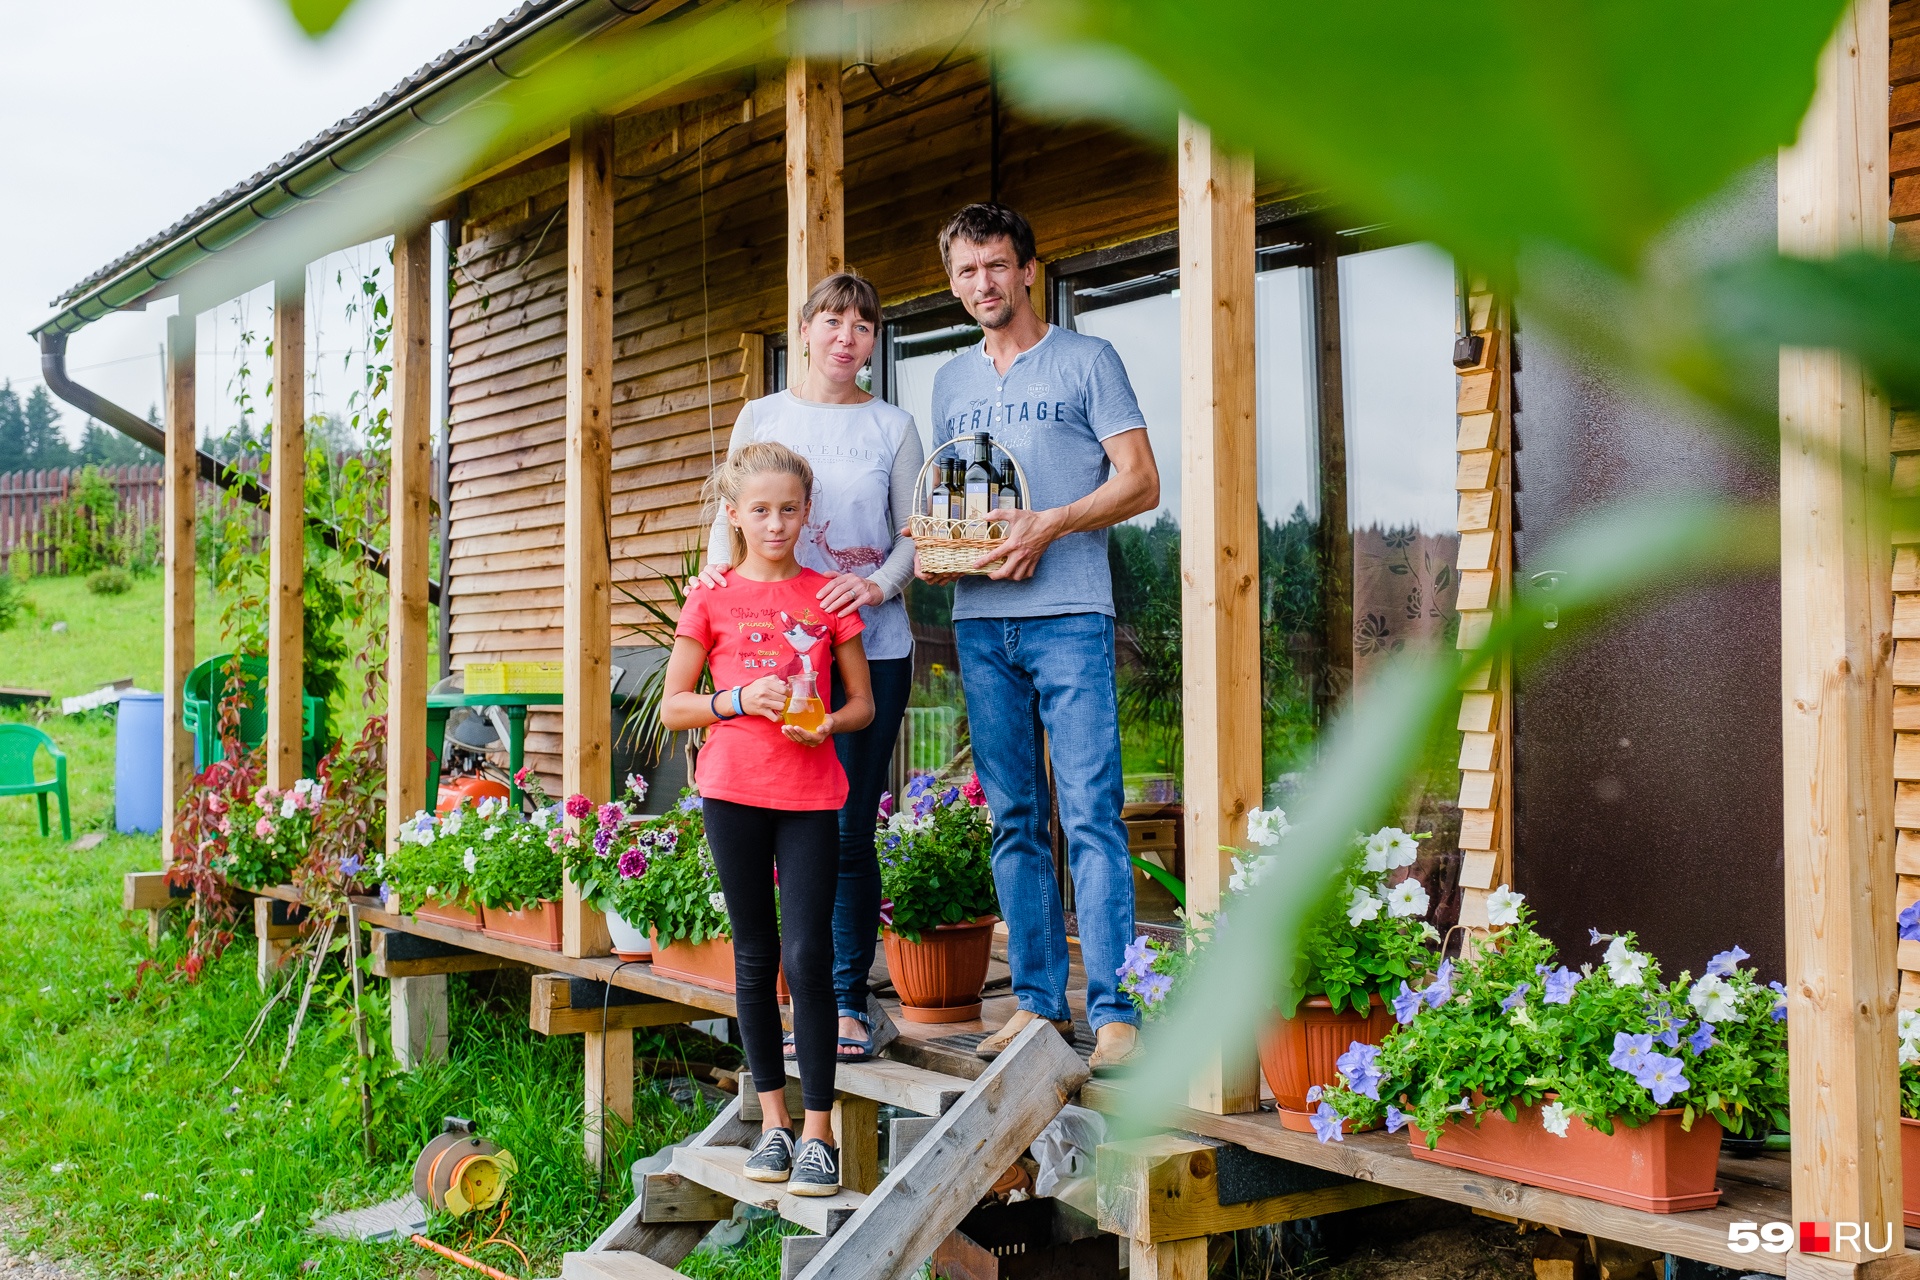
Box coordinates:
[0,578,801,1279]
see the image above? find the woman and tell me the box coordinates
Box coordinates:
[694,271,922,1061]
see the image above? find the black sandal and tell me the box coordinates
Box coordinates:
[835,1012,875,1063]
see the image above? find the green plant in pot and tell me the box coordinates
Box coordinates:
[380,803,481,925]
[569,786,725,961]
[217,778,323,890]
[1317,896,1787,1214]
[876,774,999,1024]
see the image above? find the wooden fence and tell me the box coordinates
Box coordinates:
[0,466,170,575]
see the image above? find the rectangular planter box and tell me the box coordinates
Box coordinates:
[652,931,786,1000]
[481,900,562,951]
[1903,1116,1920,1227]
[415,896,484,930]
[1408,1101,1723,1213]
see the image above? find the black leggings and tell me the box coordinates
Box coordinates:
[702,797,841,1113]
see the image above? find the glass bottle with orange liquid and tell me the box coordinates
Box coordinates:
[783,671,827,733]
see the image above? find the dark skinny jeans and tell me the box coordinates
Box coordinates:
[702,797,841,1112]
[830,656,913,1018]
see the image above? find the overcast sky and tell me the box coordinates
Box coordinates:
[3,0,512,439]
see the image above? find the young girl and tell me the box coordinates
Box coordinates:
[662,441,874,1196]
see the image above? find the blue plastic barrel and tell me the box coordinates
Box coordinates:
[115,692,165,834]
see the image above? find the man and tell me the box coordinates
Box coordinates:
[922,203,1160,1073]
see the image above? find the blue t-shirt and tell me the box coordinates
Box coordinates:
[931,326,1148,620]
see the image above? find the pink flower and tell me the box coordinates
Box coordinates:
[597,802,624,832]
[254,787,275,810]
[618,848,648,879]
[216,817,231,836]
[962,774,986,806]
[564,793,593,821]
[515,766,531,787]
[876,791,894,819]
[207,796,228,815]
[254,818,275,839]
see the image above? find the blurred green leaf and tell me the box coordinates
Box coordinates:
[1701,251,1920,407]
[1002,0,1844,275]
[282,0,357,39]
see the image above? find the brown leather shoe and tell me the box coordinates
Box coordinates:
[1088,1022,1142,1076]
[974,1009,1074,1060]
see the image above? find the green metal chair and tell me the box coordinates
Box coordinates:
[0,725,70,841]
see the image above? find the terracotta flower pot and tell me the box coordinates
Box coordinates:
[883,916,998,1024]
[1408,1101,1724,1213]
[1902,1116,1920,1226]
[416,895,485,930]
[481,900,563,951]
[1258,995,1396,1133]
[651,931,788,1000]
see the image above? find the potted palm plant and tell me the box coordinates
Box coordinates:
[1319,894,1786,1213]
[877,775,1000,1023]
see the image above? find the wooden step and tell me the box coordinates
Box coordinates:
[560,1250,683,1279]
[782,1054,969,1116]
[670,1144,867,1236]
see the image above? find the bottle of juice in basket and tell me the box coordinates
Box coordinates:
[783,671,827,733]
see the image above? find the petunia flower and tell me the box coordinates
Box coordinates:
[707,891,728,914]
[1902,900,1920,944]
[1769,981,1788,1023]
[339,854,363,879]
[1500,984,1530,1014]
[618,848,648,879]
[1687,1024,1715,1056]
[876,791,894,819]
[625,773,649,801]
[1386,878,1430,919]
[1423,959,1455,1009]
[565,793,593,821]
[1369,827,1420,870]
[1135,972,1173,1006]
[1304,1085,1323,1104]
[1309,1102,1346,1144]
[1589,927,1609,946]
[254,818,275,839]
[1119,936,1157,982]
[1688,974,1742,1025]
[1603,936,1648,987]
[1346,887,1382,927]
[1705,945,1750,978]
[1541,966,1580,1005]
[462,849,478,874]
[1609,1032,1654,1074]
[597,802,625,831]
[962,774,987,806]
[1634,1054,1689,1106]
[1392,981,1424,1025]
[1245,807,1290,846]
[1335,1042,1382,1100]
[679,794,703,814]
[1539,1101,1572,1138]
[1484,885,1524,927]
[1384,1106,1410,1134]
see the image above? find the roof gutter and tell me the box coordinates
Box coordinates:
[34,0,637,340]
[40,329,440,605]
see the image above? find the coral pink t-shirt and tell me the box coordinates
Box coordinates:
[676,568,864,811]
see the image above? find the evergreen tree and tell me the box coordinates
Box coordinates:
[0,382,24,473]
[79,414,157,466]
[21,386,73,471]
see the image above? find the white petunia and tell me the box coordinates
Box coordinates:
[1903,1038,1920,1066]
[1369,827,1420,870]
[1361,837,1389,874]
[1903,1010,1920,1043]
[292,778,315,796]
[708,891,728,914]
[1346,887,1382,927]
[1539,1101,1572,1138]
[1228,853,1279,895]
[1484,884,1525,928]
[1603,936,1648,987]
[1245,807,1290,847]
[280,794,298,819]
[1385,877,1430,919]
[462,849,478,874]
[1687,973,1743,1025]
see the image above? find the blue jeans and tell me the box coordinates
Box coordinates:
[830,656,912,1019]
[955,614,1137,1031]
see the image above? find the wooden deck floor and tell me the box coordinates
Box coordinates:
[249,886,1899,1274]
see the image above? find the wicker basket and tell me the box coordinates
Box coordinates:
[909,434,1033,576]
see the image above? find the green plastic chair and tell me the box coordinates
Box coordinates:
[0,725,70,841]
[181,654,327,774]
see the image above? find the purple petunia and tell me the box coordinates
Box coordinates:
[1423,959,1455,1010]
[905,774,934,800]
[1609,1032,1655,1074]
[1335,1041,1382,1100]
[1384,1105,1410,1134]
[1633,1053,1689,1106]
[1500,984,1530,1014]
[1392,981,1424,1026]
[339,854,363,878]
[1305,1085,1323,1104]
[1589,928,1607,946]
[876,791,894,819]
[1769,981,1788,1023]
[679,794,703,814]
[618,848,648,879]
[1541,966,1580,1005]
[593,826,616,858]
[940,786,961,806]
[1705,945,1750,977]
[1309,1102,1345,1144]
[1119,936,1157,983]
[1902,901,1920,944]
[1135,972,1173,1006]
[1687,1023,1714,1055]
[597,802,624,831]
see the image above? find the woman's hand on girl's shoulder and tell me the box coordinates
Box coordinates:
[689,563,730,591]
[816,571,882,616]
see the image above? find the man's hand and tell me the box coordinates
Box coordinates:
[982,507,1060,581]
[688,562,730,591]
[740,675,790,722]
[817,572,882,616]
[781,712,836,747]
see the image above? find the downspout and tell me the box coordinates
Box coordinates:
[39,329,440,605]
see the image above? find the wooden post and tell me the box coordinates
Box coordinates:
[785,38,844,386]
[267,273,306,792]
[563,113,615,960]
[585,1026,634,1172]
[388,224,434,850]
[390,974,449,1069]
[1779,0,1901,1267]
[1131,1239,1208,1280]
[1176,115,1261,1116]
[162,313,196,866]
[831,1095,880,1194]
